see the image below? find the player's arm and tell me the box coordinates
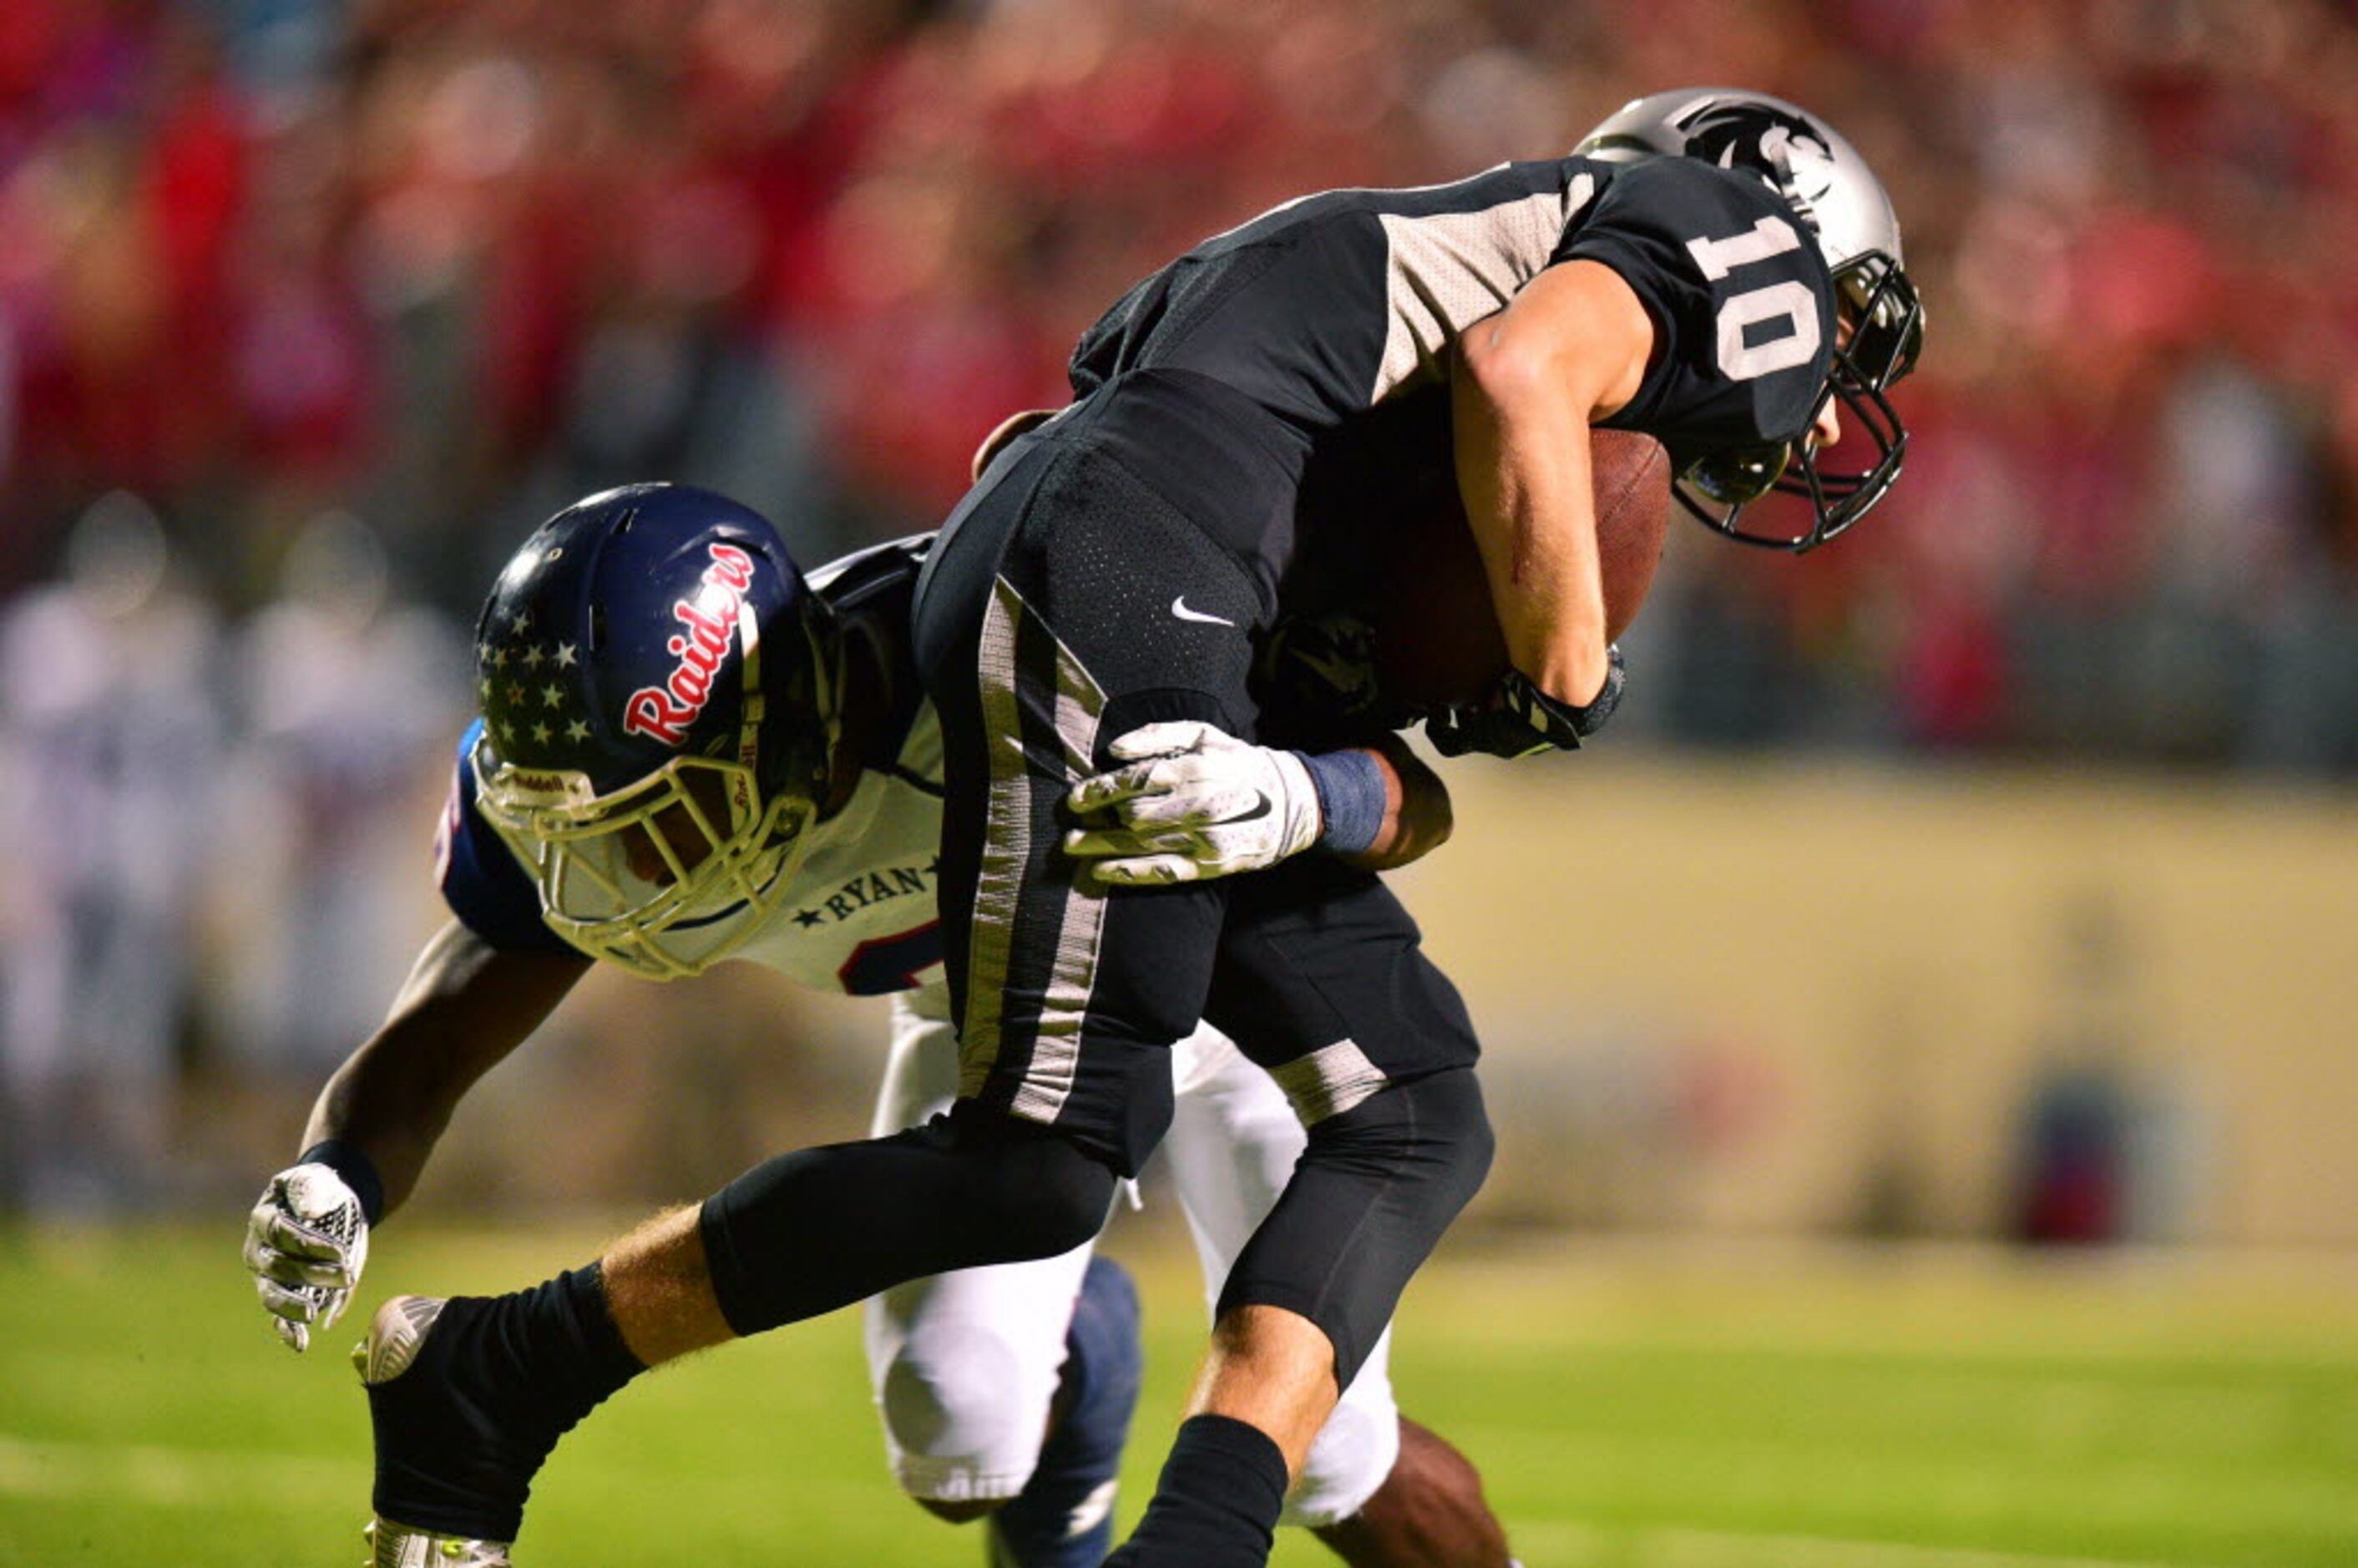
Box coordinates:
[302,918,590,1214]
[243,919,588,1350]
[1063,725,1450,884]
[1330,733,1450,872]
[1450,259,1654,707]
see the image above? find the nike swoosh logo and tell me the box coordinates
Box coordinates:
[1171,597,1237,627]
[1227,791,1273,824]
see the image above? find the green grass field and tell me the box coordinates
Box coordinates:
[3,1223,2355,1566]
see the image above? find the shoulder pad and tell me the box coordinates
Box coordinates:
[809,533,932,613]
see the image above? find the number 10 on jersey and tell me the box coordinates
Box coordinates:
[1686,215,1823,383]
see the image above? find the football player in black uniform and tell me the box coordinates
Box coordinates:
[340,89,1920,1568]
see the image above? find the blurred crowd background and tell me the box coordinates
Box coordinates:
[3,0,2353,1237]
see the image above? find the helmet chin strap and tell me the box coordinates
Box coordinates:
[732,594,764,779]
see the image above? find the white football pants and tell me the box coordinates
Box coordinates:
[862,988,1400,1527]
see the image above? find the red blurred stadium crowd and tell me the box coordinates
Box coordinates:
[6,0,2357,768]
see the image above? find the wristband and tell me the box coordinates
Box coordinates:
[1500,645,1627,748]
[1295,747,1388,856]
[298,1139,387,1226]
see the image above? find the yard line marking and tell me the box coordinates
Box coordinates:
[0,1432,359,1505]
[1512,1519,2214,1568]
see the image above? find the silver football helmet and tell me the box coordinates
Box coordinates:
[1578,88,1925,550]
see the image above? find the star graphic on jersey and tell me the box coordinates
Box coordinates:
[555,643,579,668]
[565,718,590,742]
[541,683,564,707]
[793,908,824,928]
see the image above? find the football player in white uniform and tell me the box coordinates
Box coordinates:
[243,483,1508,1566]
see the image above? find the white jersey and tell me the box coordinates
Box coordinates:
[729,702,950,999]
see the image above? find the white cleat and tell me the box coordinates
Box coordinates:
[352,1295,447,1386]
[362,1516,514,1567]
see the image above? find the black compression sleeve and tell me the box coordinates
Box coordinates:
[700,1108,1119,1336]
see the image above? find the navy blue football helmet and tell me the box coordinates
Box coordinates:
[1579,88,1925,551]
[468,483,841,978]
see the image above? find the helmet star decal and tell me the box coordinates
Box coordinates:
[478,627,598,767]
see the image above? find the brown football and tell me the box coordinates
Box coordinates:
[1367,428,1672,709]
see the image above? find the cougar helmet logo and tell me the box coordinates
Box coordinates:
[1675,102,1837,215]
[622,543,756,745]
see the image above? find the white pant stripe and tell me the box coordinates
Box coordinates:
[960,575,1110,1125]
[958,577,1030,1092]
[1267,1037,1393,1125]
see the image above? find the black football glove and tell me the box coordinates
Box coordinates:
[1425,646,1627,759]
[1251,611,1414,749]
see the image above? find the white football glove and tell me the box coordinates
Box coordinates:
[242,1163,370,1353]
[1063,721,1323,885]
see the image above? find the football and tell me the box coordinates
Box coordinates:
[1368,428,1672,709]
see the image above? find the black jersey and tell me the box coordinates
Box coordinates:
[807,530,931,660]
[803,529,935,764]
[1068,153,1836,457]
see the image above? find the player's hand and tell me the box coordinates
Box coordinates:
[1064,721,1323,884]
[1424,701,1556,759]
[1252,612,1412,743]
[1426,649,1627,759]
[242,1163,371,1353]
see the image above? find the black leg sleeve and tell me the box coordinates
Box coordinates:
[1213,1068,1494,1387]
[699,1107,1119,1337]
